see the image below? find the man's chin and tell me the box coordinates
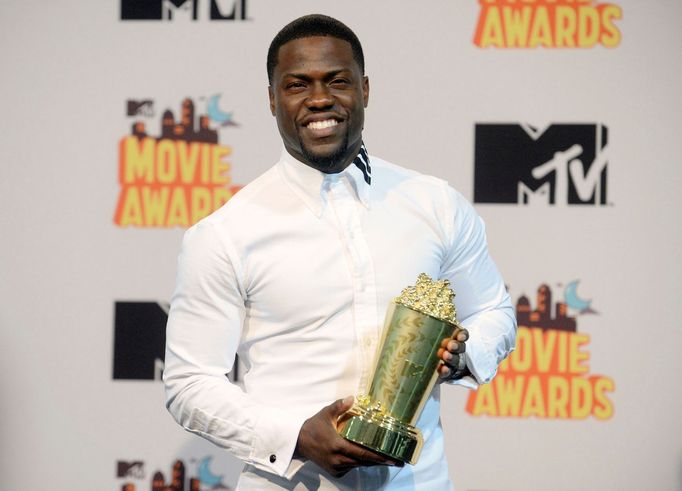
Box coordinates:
[301,144,349,173]
[307,154,342,170]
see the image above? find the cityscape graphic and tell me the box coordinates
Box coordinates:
[130,98,220,143]
[516,284,577,332]
[120,459,231,491]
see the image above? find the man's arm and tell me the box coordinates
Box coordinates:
[164,220,306,477]
[437,186,517,387]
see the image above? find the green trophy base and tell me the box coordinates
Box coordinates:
[338,398,423,465]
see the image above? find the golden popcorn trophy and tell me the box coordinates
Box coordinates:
[338,273,461,464]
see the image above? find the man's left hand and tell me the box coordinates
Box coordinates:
[437,327,469,381]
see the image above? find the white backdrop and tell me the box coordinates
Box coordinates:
[2,1,681,490]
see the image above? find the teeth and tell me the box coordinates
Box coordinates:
[307,119,338,130]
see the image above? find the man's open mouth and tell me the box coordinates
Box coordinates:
[306,119,339,130]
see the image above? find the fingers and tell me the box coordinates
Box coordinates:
[338,440,402,467]
[438,353,461,375]
[298,396,404,477]
[331,397,402,467]
[450,328,469,352]
[440,329,468,354]
[455,327,469,343]
[438,364,453,378]
[438,349,466,379]
[324,429,403,477]
[442,328,468,346]
[437,329,467,382]
[437,340,464,363]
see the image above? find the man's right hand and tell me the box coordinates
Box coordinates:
[294,396,402,478]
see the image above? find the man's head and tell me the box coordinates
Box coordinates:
[267,15,369,173]
[267,15,365,85]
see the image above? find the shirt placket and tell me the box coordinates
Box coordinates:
[327,177,379,396]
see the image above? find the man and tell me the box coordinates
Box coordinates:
[164,14,516,490]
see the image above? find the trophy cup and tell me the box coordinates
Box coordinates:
[337,273,461,465]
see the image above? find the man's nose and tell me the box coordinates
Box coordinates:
[306,83,334,109]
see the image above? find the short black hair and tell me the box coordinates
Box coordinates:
[267,14,365,85]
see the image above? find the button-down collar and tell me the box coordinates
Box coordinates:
[278,147,371,218]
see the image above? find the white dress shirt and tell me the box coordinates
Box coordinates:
[164,148,516,490]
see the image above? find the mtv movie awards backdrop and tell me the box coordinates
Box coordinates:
[115,96,242,228]
[2,1,680,490]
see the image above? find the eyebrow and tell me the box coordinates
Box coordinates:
[282,69,353,81]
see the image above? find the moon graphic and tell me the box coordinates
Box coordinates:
[207,94,237,126]
[563,280,594,313]
[197,455,224,486]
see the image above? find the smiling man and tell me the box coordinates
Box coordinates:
[268,33,368,174]
[164,14,516,490]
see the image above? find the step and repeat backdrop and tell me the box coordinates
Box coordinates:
[2,1,681,490]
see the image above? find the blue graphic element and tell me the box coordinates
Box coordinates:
[198,456,224,487]
[564,280,597,314]
[207,94,237,126]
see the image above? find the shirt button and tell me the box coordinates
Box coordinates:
[364,338,372,348]
[269,454,276,463]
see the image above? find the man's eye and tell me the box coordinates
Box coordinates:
[331,79,349,86]
[286,82,305,90]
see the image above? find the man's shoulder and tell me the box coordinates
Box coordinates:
[370,155,451,193]
[179,164,283,244]
[206,163,283,220]
[370,154,474,216]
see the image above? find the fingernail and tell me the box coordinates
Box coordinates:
[343,395,354,405]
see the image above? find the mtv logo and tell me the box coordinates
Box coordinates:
[113,301,242,382]
[113,302,169,380]
[474,123,609,205]
[120,0,247,20]
[127,100,154,117]
[117,460,145,478]
[518,181,551,205]
[120,0,197,20]
[161,0,197,21]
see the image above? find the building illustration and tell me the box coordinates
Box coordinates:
[121,458,228,491]
[516,284,577,332]
[131,97,218,143]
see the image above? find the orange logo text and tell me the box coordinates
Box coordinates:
[466,283,614,420]
[114,137,239,227]
[474,0,622,48]
[466,328,614,419]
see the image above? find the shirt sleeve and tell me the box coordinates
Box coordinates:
[163,219,307,477]
[439,186,517,389]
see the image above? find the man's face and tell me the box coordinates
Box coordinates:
[269,36,369,173]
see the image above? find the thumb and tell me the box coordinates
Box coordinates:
[328,395,354,418]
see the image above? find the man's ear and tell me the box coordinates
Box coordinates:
[268,86,276,116]
[362,76,370,108]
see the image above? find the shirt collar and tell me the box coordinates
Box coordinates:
[278,145,372,218]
